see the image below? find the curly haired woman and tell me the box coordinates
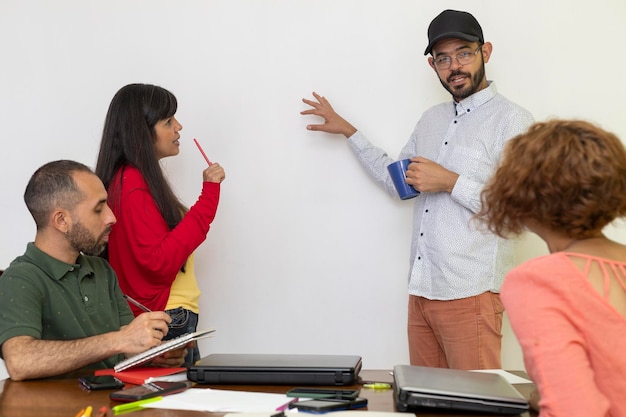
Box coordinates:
[477,119,626,417]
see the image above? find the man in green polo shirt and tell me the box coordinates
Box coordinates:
[0,160,187,381]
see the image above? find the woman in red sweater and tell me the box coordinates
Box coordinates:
[95,83,225,365]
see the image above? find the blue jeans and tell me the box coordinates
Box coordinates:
[163,307,201,366]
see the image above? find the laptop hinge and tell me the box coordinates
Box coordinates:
[334,371,343,384]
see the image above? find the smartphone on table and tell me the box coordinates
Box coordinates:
[286,388,360,400]
[79,375,124,391]
[109,381,190,402]
[290,398,368,413]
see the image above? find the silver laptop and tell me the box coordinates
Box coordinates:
[394,365,529,415]
[187,354,362,385]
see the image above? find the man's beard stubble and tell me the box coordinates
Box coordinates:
[440,62,486,102]
[66,221,110,256]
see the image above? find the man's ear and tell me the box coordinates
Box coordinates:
[481,42,493,64]
[51,209,70,234]
[428,56,437,72]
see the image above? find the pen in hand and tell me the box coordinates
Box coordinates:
[122,294,172,327]
[123,294,151,312]
[123,294,173,330]
[193,138,213,166]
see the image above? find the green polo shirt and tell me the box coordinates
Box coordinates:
[0,243,134,370]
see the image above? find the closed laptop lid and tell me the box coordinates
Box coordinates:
[394,365,528,413]
[193,354,362,372]
[188,354,362,385]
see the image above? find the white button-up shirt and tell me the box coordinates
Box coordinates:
[348,82,534,300]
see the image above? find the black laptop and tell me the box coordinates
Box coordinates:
[394,365,529,415]
[187,353,362,385]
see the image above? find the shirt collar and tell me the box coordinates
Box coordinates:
[454,81,497,116]
[24,242,95,281]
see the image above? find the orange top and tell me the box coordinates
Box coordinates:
[502,253,626,417]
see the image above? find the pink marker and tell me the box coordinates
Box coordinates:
[193,138,213,166]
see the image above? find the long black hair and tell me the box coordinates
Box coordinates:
[96,83,187,233]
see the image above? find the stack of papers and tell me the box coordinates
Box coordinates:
[469,369,533,384]
[143,388,295,412]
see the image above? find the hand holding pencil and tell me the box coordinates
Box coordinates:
[194,138,225,183]
[117,309,171,354]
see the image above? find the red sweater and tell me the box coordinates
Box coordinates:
[106,166,220,314]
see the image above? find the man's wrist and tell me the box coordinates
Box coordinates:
[447,173,460,193]
[343,126,357,138]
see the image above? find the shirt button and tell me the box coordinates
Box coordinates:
[84,296,89,302]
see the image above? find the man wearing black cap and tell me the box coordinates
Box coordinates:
[301,10,533,369]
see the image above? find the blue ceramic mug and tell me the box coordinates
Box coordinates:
[387,159,420,200]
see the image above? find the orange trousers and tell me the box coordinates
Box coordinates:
[407,291,503,369]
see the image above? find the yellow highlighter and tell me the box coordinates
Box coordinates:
[363,382,392,390]
[112,396,163,415]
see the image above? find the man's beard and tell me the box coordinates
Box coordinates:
[440,62,486,101]
[66,221,110,256]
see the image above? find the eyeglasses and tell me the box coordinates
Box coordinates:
[432,46,483,70]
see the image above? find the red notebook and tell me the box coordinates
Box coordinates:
[95,366,186,385]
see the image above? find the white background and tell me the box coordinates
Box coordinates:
[1,0,625,380]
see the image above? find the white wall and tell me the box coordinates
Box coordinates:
[1,0,625,380]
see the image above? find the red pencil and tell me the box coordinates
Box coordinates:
[193,138,213,166]
[95,406,108,417]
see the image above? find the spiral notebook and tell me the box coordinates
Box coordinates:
[114,329,215,372]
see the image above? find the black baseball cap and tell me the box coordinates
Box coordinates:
[424,10,484,55]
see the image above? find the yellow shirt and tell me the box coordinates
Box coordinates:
[166,252,201,314]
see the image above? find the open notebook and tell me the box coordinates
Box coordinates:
[114,329,215,372]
